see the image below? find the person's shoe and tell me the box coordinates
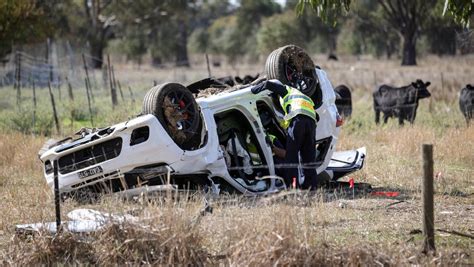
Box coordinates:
[235,178,267,191]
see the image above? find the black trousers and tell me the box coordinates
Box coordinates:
[284,115,317,189]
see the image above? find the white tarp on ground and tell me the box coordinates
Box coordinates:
[15,209,138,235]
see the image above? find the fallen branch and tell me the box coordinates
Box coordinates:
[436,229,474,240]
[385,200,405,208]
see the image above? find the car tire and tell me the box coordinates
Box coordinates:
[265,45,318,97]
[142,83,202,149]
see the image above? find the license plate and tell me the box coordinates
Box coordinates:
[78,166,103,179]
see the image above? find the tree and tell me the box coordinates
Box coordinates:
[207,15,241,63]
[297,0,473,26]
[297,0,473,65]
[115,0,201,67]
[342,1,400,59]
[164,0,196,67]
[204,0,280,64]
[298,0,436,65]
[188,0,233,54]
[290,0,343,56]
[232,0,281,60]
[73,0,117,69]
[377,0,437,65]
[443,0,473,27]
[0,0,54,59]
[425,1,462,55]
[296,0,351,24]
[257,11,306,53]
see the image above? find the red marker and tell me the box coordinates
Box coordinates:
[349,177,355,188]
[371,191,400,197]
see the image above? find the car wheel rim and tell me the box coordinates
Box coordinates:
[163,91,196,134]
[284,63,316,94]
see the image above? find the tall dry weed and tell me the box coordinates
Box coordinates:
[4,202,210,265]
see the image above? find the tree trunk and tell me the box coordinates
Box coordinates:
[89,39,104,69]
[175,20,190,67]
[401,34,417,66]
[385,40,392,59]
[386,48,392,59]
[328,28,337,56]
[151,56,163,68]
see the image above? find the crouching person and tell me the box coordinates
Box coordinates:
[251,79,318,189]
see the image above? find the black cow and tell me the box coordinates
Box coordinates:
[373,79,431,125]
[334,85,352,118]
[235,74,259,85]
[459,84,474,125]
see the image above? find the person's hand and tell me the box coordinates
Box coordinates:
[251,81,266,94]
[272,146,286,159]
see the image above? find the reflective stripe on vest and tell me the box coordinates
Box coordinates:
[267,134,277,144]
[279,86,316,124]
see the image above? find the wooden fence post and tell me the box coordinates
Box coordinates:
[117,80,125,102]
[87,75,95,102]
[48,81,60,134]
[66,76,74,101]
[49,63,54,86]
[53,160,62,233]
[66,76,74,131]
[32,79,36,134]
[111,65,117,90]
[16,52,22,107]
[82,54,93,98]
[84,78,94,126]
[422,143,435,253]
[111,65,122,102]
[13,52,18,91]
[128,86,135,105]
[205,53,211,78]
[102,64,108,90]
[107,54,118,107]
[57,75,62,101]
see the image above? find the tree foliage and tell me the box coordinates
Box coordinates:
[0,0,472,68]
[257,11,305,53]
[443,0,473,27]
[0,0,54,59]
[295,0,351,24]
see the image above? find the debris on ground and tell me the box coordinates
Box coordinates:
[15,209,138,235]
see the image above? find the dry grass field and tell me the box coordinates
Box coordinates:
[0,55,472,265]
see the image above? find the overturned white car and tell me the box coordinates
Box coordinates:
[39,45,365,199]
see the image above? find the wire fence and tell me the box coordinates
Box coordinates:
[0,41,472,135]
[0,43,215,88]
[2,42,472,94]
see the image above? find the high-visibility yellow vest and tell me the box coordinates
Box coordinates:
[267,134,277,144]
[279,86,316,128]
[247,134,278,161]
[245,134,261,164]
